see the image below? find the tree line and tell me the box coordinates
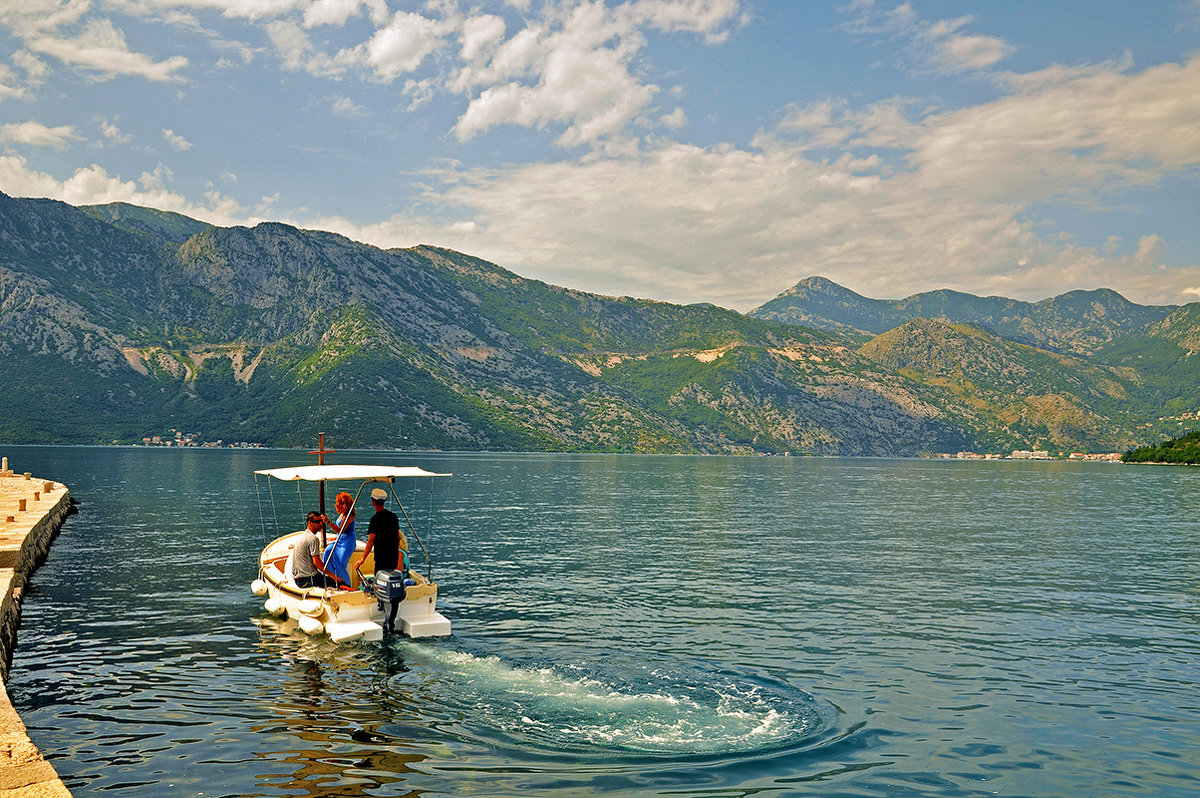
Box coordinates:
[1122,429,1200,464]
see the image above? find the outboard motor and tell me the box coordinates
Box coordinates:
[374,554,409,634]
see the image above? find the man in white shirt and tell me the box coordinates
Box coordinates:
[288,511,347,589]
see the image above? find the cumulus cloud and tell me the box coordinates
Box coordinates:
[302,0,388,29]
[658,107,686,128]
[364,11,446,81]
[13,50,49,86]
[253,0,747,147]
[5,0,1197,312]
[0,153,248,224]
[452,2,662,146]
[97,116,132,144]
[0,68,25,102]
[265,19,360,76]
[304,51,1200,309]
[162,128,192,150]
[459,13,505,61]
[628,0,746,42]
[329,94,366,116]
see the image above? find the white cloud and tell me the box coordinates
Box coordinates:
[0,153,248,223]
[920,17,1013,73]
[309,50,1200,309]
[777,98,916,152]
[106,0,304,22]
[28,18,189,81]
[0,0,91,38]
[265,19,361,76]
[265,19,310,69]
[3,0,1194,313]
[403,77,436,109]
[329,94,366,116]
[929,30,1013,72]
[97,116,132,144]
[452,2,660,146]
[911,56,1200,203]
[448,24,543,92]
[841,2,1013,74]
[0,120,82,149]
[242,1,745,147]
[364,11,445,81]
[13,50,49,85]
[658,107,686,128]
[139,161,174,191]
[162,127,192,150]
[628,0,745,42]
[459,13,505,62]
[839,0,919,37]
[0,67,25,102]
[302,0,387,29]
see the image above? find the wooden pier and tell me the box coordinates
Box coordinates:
[0,459,73,797]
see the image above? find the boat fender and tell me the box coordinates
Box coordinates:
[264,597,285,616]
[297,599,324,617]
[250,579,268,596]
[298,615,324,635]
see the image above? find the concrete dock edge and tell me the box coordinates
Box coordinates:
[0,466,74,798]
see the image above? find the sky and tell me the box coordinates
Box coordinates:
[0,1,1199,311]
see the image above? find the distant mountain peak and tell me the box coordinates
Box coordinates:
[751,276,1177,355]
[783,275,866,298]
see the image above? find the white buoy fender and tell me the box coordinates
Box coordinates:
[250,579,268,596]
[264,597,285,616]
[298,615,324,635]
[297,599,324,617]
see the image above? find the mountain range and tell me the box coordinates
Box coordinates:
[1,192,1195,455]
[750,276,1176,355]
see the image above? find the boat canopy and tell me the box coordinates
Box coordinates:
[255,465,451,482]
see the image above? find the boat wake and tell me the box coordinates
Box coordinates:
[379,641,839,759]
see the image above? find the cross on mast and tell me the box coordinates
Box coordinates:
[308,432,337,546]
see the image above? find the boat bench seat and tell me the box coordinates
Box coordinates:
[261,537,434,598]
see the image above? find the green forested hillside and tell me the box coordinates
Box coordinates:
[0,191,1194,455]
[1122,430,1200,463]
[754,277,1176,355]
[859,319,1141,451]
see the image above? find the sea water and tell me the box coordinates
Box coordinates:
[6,447,1200,796]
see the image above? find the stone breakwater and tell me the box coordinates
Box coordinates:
[0,458,73,797]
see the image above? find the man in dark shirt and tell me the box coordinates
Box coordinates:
[357,488,407,573]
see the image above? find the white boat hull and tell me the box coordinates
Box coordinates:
[253,531,451,641]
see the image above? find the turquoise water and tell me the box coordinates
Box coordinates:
[6,447,1200,796]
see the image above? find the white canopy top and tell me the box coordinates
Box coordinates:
[254,464,451,481]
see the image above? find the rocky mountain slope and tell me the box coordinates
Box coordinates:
[0,193,964,454]
[859,319,1140,450]
[0,193,1191,454]
[752,276,1175,355]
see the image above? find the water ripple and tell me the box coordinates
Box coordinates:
[376,640,841,759]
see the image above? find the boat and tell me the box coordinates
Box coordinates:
[249,460,453,643]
